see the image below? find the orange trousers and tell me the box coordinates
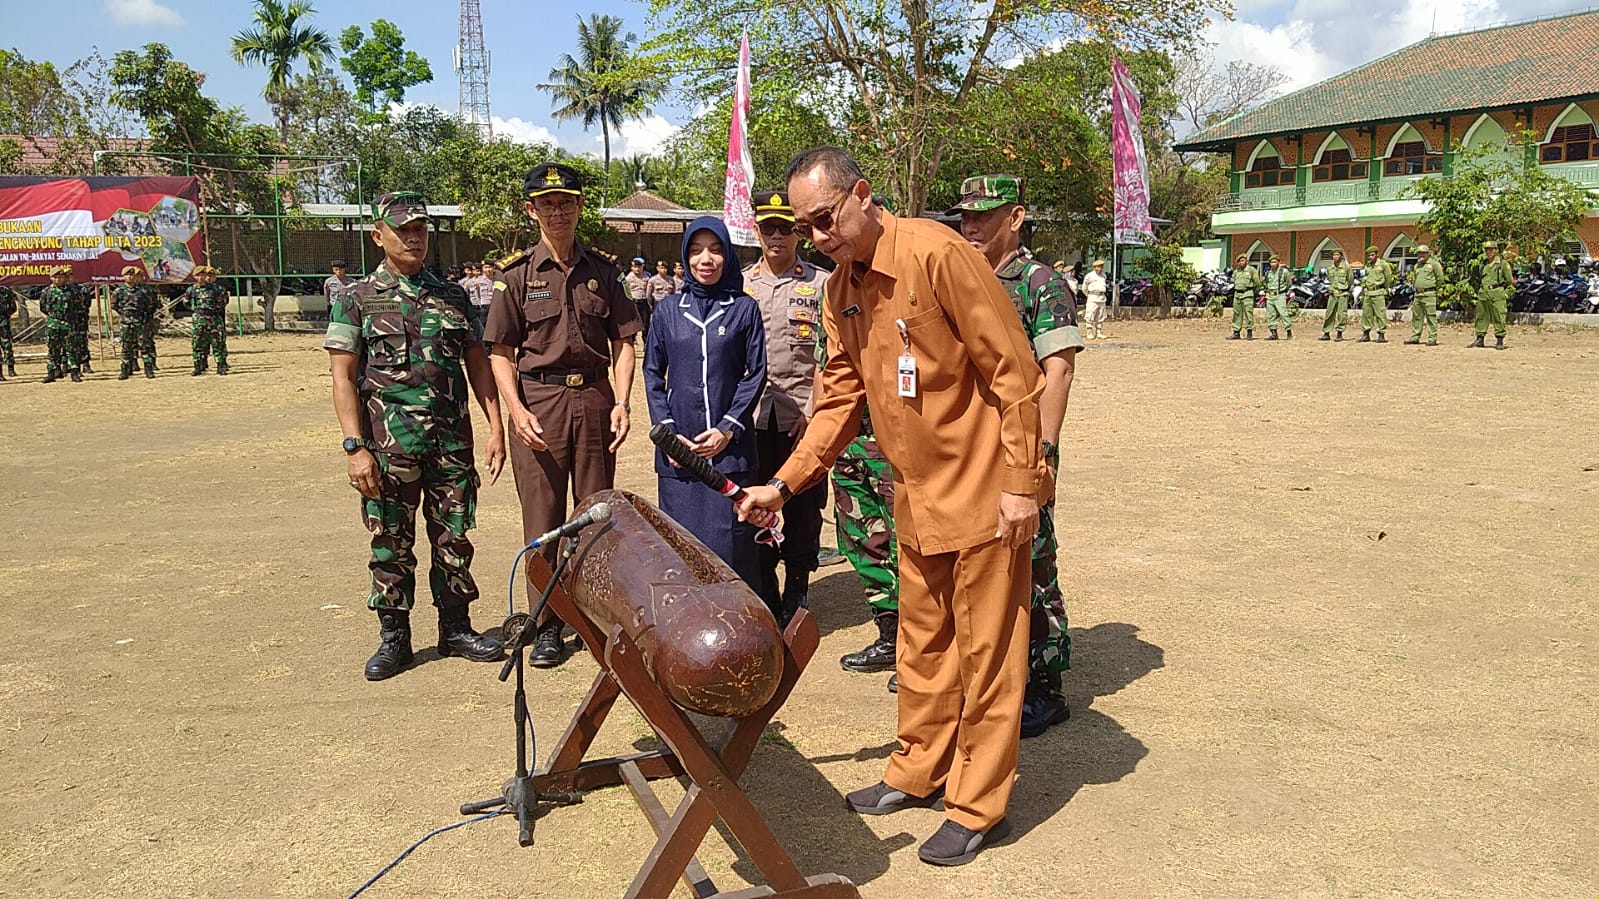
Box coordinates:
[884,536,1029,831]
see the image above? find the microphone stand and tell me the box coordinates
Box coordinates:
[458,536,583,846]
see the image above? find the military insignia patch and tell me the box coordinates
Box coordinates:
[586,279,599,290]
[530,279,548,289]
[769,194,782,206]
[797,324,814,340]
[493,280,507,291]
[791,308,815,322]
[794,285,817,297]
[362,299,403,315]
[528,290,554,301]
[545,169,562,186]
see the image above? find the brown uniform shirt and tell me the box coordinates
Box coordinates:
[483,244,642,378]
[744,257,829,431]
[776,212,1045,555]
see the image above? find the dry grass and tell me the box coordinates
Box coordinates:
[1,321,1595,898]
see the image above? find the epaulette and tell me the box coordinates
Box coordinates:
[589,246,618,265]
[498,249,529,269]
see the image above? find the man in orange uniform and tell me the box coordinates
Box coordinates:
[739,147,1046,867]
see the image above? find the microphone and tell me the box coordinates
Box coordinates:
[526,502,612,549]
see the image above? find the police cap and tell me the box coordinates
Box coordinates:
[753,190,795,223]
[526,162,583,199]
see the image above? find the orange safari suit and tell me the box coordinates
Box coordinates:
[777,212,1046,831]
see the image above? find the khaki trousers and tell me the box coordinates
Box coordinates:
[886,536,1030,831]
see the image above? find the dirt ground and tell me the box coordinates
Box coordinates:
[1,318,1596,899]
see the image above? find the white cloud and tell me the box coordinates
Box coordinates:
[102,0,185,27]
[1203,17,1340,94]
[491,116,558,146]
[606,115,681,159]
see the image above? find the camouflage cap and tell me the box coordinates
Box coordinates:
[525,162,583,199]
[947,174,1023,214]
[373,191,430,227]
[1415,244,1431,254]
[753,190,795,223]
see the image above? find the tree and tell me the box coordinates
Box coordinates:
[1,49,135,175]
[1409,137,1594,309]
[643,0,1221,214]
[1173,51,1287,134]
[338,19,433,119]
[538,14,661,179]
[230,0,334,142]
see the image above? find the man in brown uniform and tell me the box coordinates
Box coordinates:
[739,147,1046,867]
[744,189,831,623]
[484,162,643,667]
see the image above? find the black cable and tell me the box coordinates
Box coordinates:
[346,809,504,899]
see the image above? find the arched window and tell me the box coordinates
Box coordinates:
[1312,134,1368,183]
[1244,142,1288,188]
[1309,237,1343,268]
[1247,241,1273,273]
[1462,114,1509,152]
[1384,125,1442,176]
[1541,104,1598,164]
[1385,234,1419,272]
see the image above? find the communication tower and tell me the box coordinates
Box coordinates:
[453,0,493,136]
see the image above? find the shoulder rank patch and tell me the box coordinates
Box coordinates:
[588,246,618,264]
[498,249,529,269]
[493,280,508,291]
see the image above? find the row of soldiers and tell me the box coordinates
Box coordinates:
[1225,241,1516,348]
[0,264,234,383]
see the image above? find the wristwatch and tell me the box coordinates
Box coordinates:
[614,401,631,412]
[767,477,793,502]
[342,436,364,454]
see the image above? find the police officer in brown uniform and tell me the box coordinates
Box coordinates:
[744,189,831,623]
[484,162,643,667]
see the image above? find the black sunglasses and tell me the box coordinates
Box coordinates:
[794,193,851,240]
[757,219,795,236]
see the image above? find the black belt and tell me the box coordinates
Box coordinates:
[523,368,606,387]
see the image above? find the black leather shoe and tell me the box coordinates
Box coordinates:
[70,370,82,382]
[841,611,897,673]
[846,781,944,816]
[778,570,809,628]
[1318,333,1330,341]
[1246,330,1254,340]
[1335,331,1344,342]
[1426,339,1437,346]
[529,622,565,668]
[1358,330,1371,342]
[1376,333,1387,343]
[918,818,1010,867]
[1285,329,1293,340]
[1020,673,1069,738]
[1403,337,1420,345]
[82,360,92,373]
[1266,329,1278,340]
[191,362,204,376]
[41,372,57,383]
[364,610,414,681]
[1495,336,1506,350]
[438,607,505,662]
[886,673,898,693]
[1469,335,1485,348]
[1226,331,1240,340]
[144,361,156,379]
[217,361,230,375]
[118,362,131,380]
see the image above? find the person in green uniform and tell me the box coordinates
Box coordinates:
[1263,254,1293,340]
[111,265,159,379]
[1320,249,1353,341]
[325,190,507,680]
[0,283,19,380]
[1359,246,1393,342]
[1229,252,1261,340]
[952,173,1082,737]
[68,277,93,373]
[1470,241,1513,350]
[39,266,81,383]
[1404,244,1445,346]
[184,265,231,375]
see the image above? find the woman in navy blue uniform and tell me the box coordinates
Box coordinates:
[643,216,768,588]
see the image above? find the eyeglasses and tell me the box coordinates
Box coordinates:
[794,193,852,239]
[757,219,795,237]
[533,198,579,216]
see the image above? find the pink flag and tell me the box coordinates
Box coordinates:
[1111,56,1153,245]
[723,31,757,247]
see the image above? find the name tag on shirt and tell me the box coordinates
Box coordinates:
[897,354,917,398]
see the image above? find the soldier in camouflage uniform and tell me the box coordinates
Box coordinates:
[184,265,231,375]
[68,276,94,373]
[39,267,82,383]
[0,283,18,380]
[111,265,159,380]
[1404,244,1445,346]
[1359,246,1393,342]
[953,173,1082,737]
[326,191,508,681]
[1469,241,1513,350]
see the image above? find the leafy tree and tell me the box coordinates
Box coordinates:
[1132,240,1199,316]
[230,0,334,142]
[1,49,135,175]
[643,0,1220,214]
[538,14,662,179]
[437,137,613,253]
[1409,137,1595,309]
[338,19,433,119]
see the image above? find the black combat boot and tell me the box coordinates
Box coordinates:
[1246,330,1254,340]
[437,603,505,662]
[81,359,92,373]
[42,370,57,384]
[69,369,82,382]
[1426,338,1437,346]
[217,360,230,375]
[1285,329,1293,340]
[1403,337,1420,345]
[529,619,566,668]
[0,367,6,382]
[6,363,15,377]
[364,609,414,681]
[1226,330,1240,340]
[1495,336,1506,351]
[144,360,156,379]
[1318,333,1330,341]
[118,361,131,380]
[1375,332,1387,343]
[1266,329,1278,340]
[191,360,204,376]
[1469,335,1485,348]
[778,568,810,628]
[1019,671,1069,738]
[841,611,897,673]
[1358,329,1371,343]
[1335,330,1344,341]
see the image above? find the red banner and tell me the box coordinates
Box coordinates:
[0,176,204,286]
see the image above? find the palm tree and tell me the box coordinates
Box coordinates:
[230,0,333,142]
[538,14,658,175]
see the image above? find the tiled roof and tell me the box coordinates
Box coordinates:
[610,190,690,212]
[0,135,147,174]
[1175,9,1599,152]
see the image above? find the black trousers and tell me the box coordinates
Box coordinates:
[754,418,826,609]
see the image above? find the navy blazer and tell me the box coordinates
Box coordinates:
[643,291,767,478]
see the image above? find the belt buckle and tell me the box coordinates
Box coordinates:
[564,373,584,387]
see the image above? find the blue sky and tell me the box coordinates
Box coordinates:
[8,0,1597,156]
